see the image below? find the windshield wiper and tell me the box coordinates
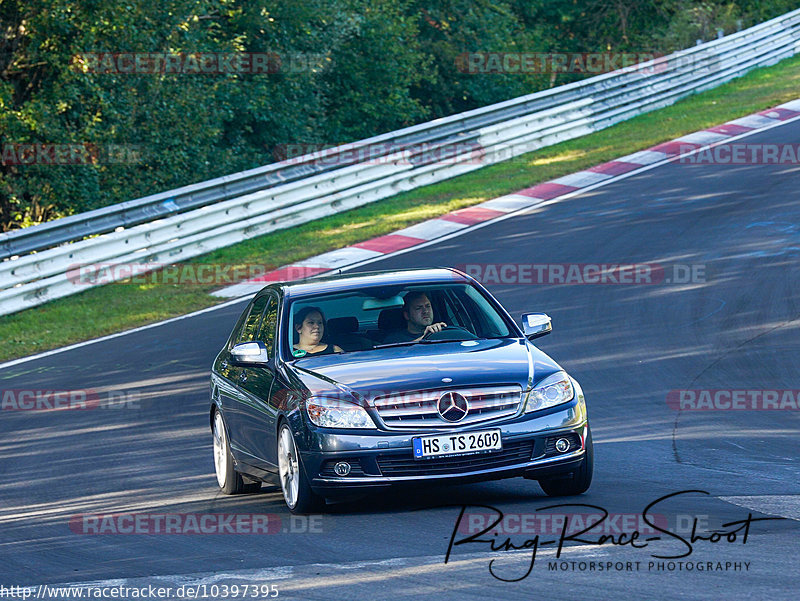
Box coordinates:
[372,335,480,349]
[370,341,420,349]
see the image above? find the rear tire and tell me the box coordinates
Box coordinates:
[213,410,261,494]
[277,422,324,514]
[538,427,593,496]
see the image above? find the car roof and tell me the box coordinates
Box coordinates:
[271,267,469,299]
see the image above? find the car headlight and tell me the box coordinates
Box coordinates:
[305,396,375,429]
[524,371,575,413]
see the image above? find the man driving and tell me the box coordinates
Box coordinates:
[384,291,447,343]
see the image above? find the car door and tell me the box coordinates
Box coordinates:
[214,300,251,455]
[226,294,269,461]
[237,292,280,470]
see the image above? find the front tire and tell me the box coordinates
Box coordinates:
[538,427,594,496]
[277,423,323,514]
[212,410,261,494]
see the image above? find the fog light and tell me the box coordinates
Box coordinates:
[555,438,570,453]
[333,461,351,476]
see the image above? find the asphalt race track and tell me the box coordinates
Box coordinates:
[1,119,799,600]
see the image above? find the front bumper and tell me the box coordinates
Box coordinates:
[297,398,588,494]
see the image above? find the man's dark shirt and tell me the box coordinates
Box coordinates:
[382,328,420,343]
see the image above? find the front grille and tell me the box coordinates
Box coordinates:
[373,385,522,429]
[377,440,534,477]
[544,433,582,457]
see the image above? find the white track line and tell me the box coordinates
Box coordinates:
[719,495,800,521]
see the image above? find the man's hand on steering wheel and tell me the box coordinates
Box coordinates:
[418,322,448,340]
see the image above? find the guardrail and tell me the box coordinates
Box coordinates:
[1,8,799,316]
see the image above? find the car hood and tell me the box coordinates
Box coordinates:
[285,338,562,403]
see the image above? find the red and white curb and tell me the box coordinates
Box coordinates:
[212,98,800,299]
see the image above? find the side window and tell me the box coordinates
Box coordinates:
[226,305,251,350]
[235,295,269,345]
[256,295,279,357]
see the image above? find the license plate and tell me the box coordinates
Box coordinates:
[412,429,502,460]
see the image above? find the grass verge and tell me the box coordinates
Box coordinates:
[2,54,800,362]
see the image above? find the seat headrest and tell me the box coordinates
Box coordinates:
[378,307,405,331]
[327,316,358,335]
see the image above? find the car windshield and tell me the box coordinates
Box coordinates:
[286,283,515,357]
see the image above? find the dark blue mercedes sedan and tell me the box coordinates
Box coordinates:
[210,268,591,513]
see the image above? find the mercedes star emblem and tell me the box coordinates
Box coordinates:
[437,391,469,422]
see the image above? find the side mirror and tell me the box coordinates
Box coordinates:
[231,341,269,367]
[521,312,552,340]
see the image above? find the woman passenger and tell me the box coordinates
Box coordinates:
[293,306,344,355]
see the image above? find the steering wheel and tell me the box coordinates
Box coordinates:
[421,325,477,341]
